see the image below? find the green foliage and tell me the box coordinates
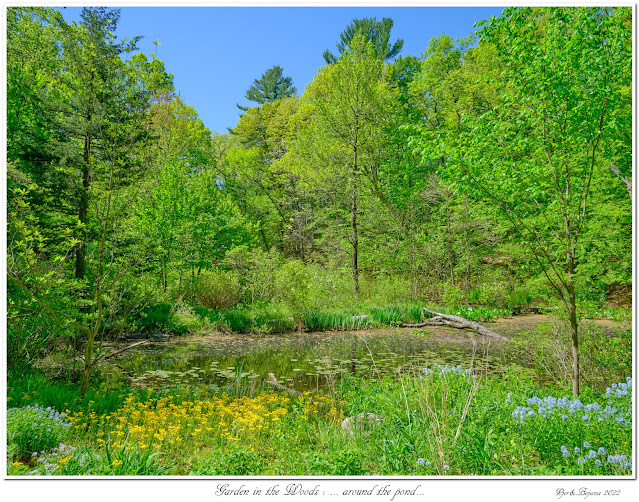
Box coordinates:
[170,304,206,335]
[188,269,242,310]
[238,65,296,110]
[369,304,423,325]
[512,320,632,392]
[204,303,295,335]
[26,442,171,476]
[302,310,371,332]
[440,282,465,307]
[323,16,404,64]
[189,447,263,475]
[7,405,72,461]
[308,449,365,475]
[274,260,313,319]
[134,303,190,335]
[224,246,283,304]
[360,275,416,306]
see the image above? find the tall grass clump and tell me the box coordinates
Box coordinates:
[301,310,371,332]
[370,304,424,325]
[200,303,295,334]
[415,365,479,473]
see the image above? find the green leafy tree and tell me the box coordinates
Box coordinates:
[417,7,631,396]
[293,34,392,296]
[7,6,171,398]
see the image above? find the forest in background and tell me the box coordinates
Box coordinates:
[6,7,632,398]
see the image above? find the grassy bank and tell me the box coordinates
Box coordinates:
[137,301,519,336]
[7,366,632,476]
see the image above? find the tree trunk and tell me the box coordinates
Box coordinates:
[567,280,580,397]
[75,160,90,280]
[76,84,92,280]
[610,161,632,197]
[351,141,359,297]
[351,190,359,297]
[79,330,96,400]
[161,253,168,293]
[402,308,510,341]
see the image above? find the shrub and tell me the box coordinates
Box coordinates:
[512,320,632,392]
[7,405,72,461]
[308,266,354,309]
[360,274,416,305]
[505,288,534,310]
[274,260,313,322]
[7,283,75,370]
[188,269,242,309]
[225,246,283,304]
[441,282,465,307]
[137,303,172,332]
[171,303,206,334]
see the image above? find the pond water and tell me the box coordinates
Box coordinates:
[102,314,626,393]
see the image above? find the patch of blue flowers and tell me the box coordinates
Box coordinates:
[422,364,476,379]
[7,404,73,459]
[510,377,632,426]
[560,442,632,472]
[33,443,77,475]
[416,458,450,472]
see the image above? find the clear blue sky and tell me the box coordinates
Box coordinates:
[58,6,505,134]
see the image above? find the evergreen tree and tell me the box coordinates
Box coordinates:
[323,17,404,64]
[236,65,296,112]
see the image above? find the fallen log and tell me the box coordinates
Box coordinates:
[103,340,149,359]
[402,308,509,341]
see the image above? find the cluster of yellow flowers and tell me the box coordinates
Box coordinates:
[66,390,339,451]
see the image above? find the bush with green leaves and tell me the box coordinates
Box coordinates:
[224,245,283,304]
[188,269,242,309]
[274,260,313,322]
[512,320,632,392]
[360,274,415,306]
[7,405,72,461]
[441,282,465,307]
[171,303,207,334]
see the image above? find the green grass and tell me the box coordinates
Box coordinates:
[369,304,424,325]
[7,365,632,476]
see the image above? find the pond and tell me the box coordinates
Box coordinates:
[101,314,626,393]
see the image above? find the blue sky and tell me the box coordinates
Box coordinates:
[58,6,505,134]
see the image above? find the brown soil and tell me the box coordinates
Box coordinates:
[606,284,632,308]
